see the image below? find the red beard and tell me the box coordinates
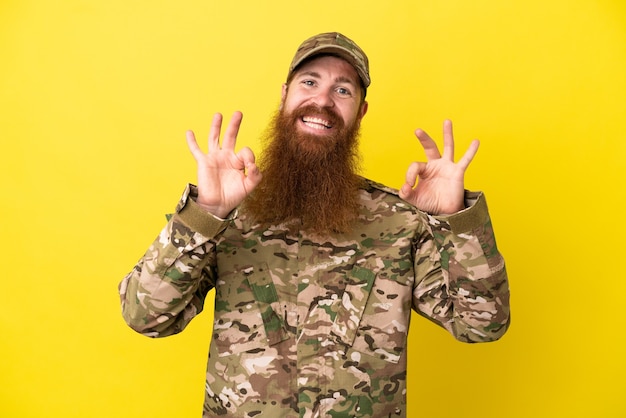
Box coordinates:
[243,105,363,235]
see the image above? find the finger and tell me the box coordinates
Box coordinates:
[457,139,480,169]
[238,147,263,191]
[442,119,454,160]
[237,147,256,166]
[404,161,421,187]
[208,113,223,152]
[399,161,426,200]
[185,130,204,160]
[243,162,263,192]
[221,111,243,151]
[415,129,441,160]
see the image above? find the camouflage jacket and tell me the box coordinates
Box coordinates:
[119,178,510,418]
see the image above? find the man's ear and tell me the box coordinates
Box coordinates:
[280,84,288,109]
[358,101,369,122]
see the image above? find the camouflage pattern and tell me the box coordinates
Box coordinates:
[288,32,371,88]
[120,178,510,417]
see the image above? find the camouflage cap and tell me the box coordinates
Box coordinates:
[287,32,370,88]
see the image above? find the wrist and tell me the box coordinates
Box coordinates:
[195,200,231,219]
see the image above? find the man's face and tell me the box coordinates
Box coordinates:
[242,55,368,234]
[281,55,368,144]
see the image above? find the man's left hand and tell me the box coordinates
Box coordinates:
[399,119,479,215]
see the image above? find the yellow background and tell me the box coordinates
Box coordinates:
[2,0,625,417]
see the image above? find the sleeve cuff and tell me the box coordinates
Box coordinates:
[172,184,236,238]
[432,191,489,234]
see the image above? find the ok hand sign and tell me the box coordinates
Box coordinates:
[399,120,479,215]
[186,112,262,218]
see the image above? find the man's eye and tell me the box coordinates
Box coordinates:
[337,87,351,96]
[302,80,315,86]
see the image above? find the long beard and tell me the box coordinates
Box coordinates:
[243,105,362,235]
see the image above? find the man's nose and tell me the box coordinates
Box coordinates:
[311,89,334,108]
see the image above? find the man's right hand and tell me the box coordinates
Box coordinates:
[186,111,262,218]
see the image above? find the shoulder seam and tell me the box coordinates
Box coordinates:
[361,177,400,196]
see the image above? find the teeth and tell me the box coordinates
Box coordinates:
[302,117,331,129]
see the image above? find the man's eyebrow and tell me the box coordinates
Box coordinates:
[295,71,357,86]
[296,70,321,79]
[335,76,357,86]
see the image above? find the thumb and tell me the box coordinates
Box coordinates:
[399,183,414,200]
[244,162,263,191]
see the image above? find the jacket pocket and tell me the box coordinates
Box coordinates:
[247,267,291,347]
[330,265,376,346]
[331,264,410,364]
[212,264,290,357]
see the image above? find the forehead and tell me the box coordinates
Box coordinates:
[291,55,360,85]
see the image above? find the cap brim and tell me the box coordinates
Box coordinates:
[290,45,370,88]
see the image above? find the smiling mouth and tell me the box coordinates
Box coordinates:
[302,116,332,130]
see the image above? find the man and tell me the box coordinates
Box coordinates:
[119,32,510,418]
